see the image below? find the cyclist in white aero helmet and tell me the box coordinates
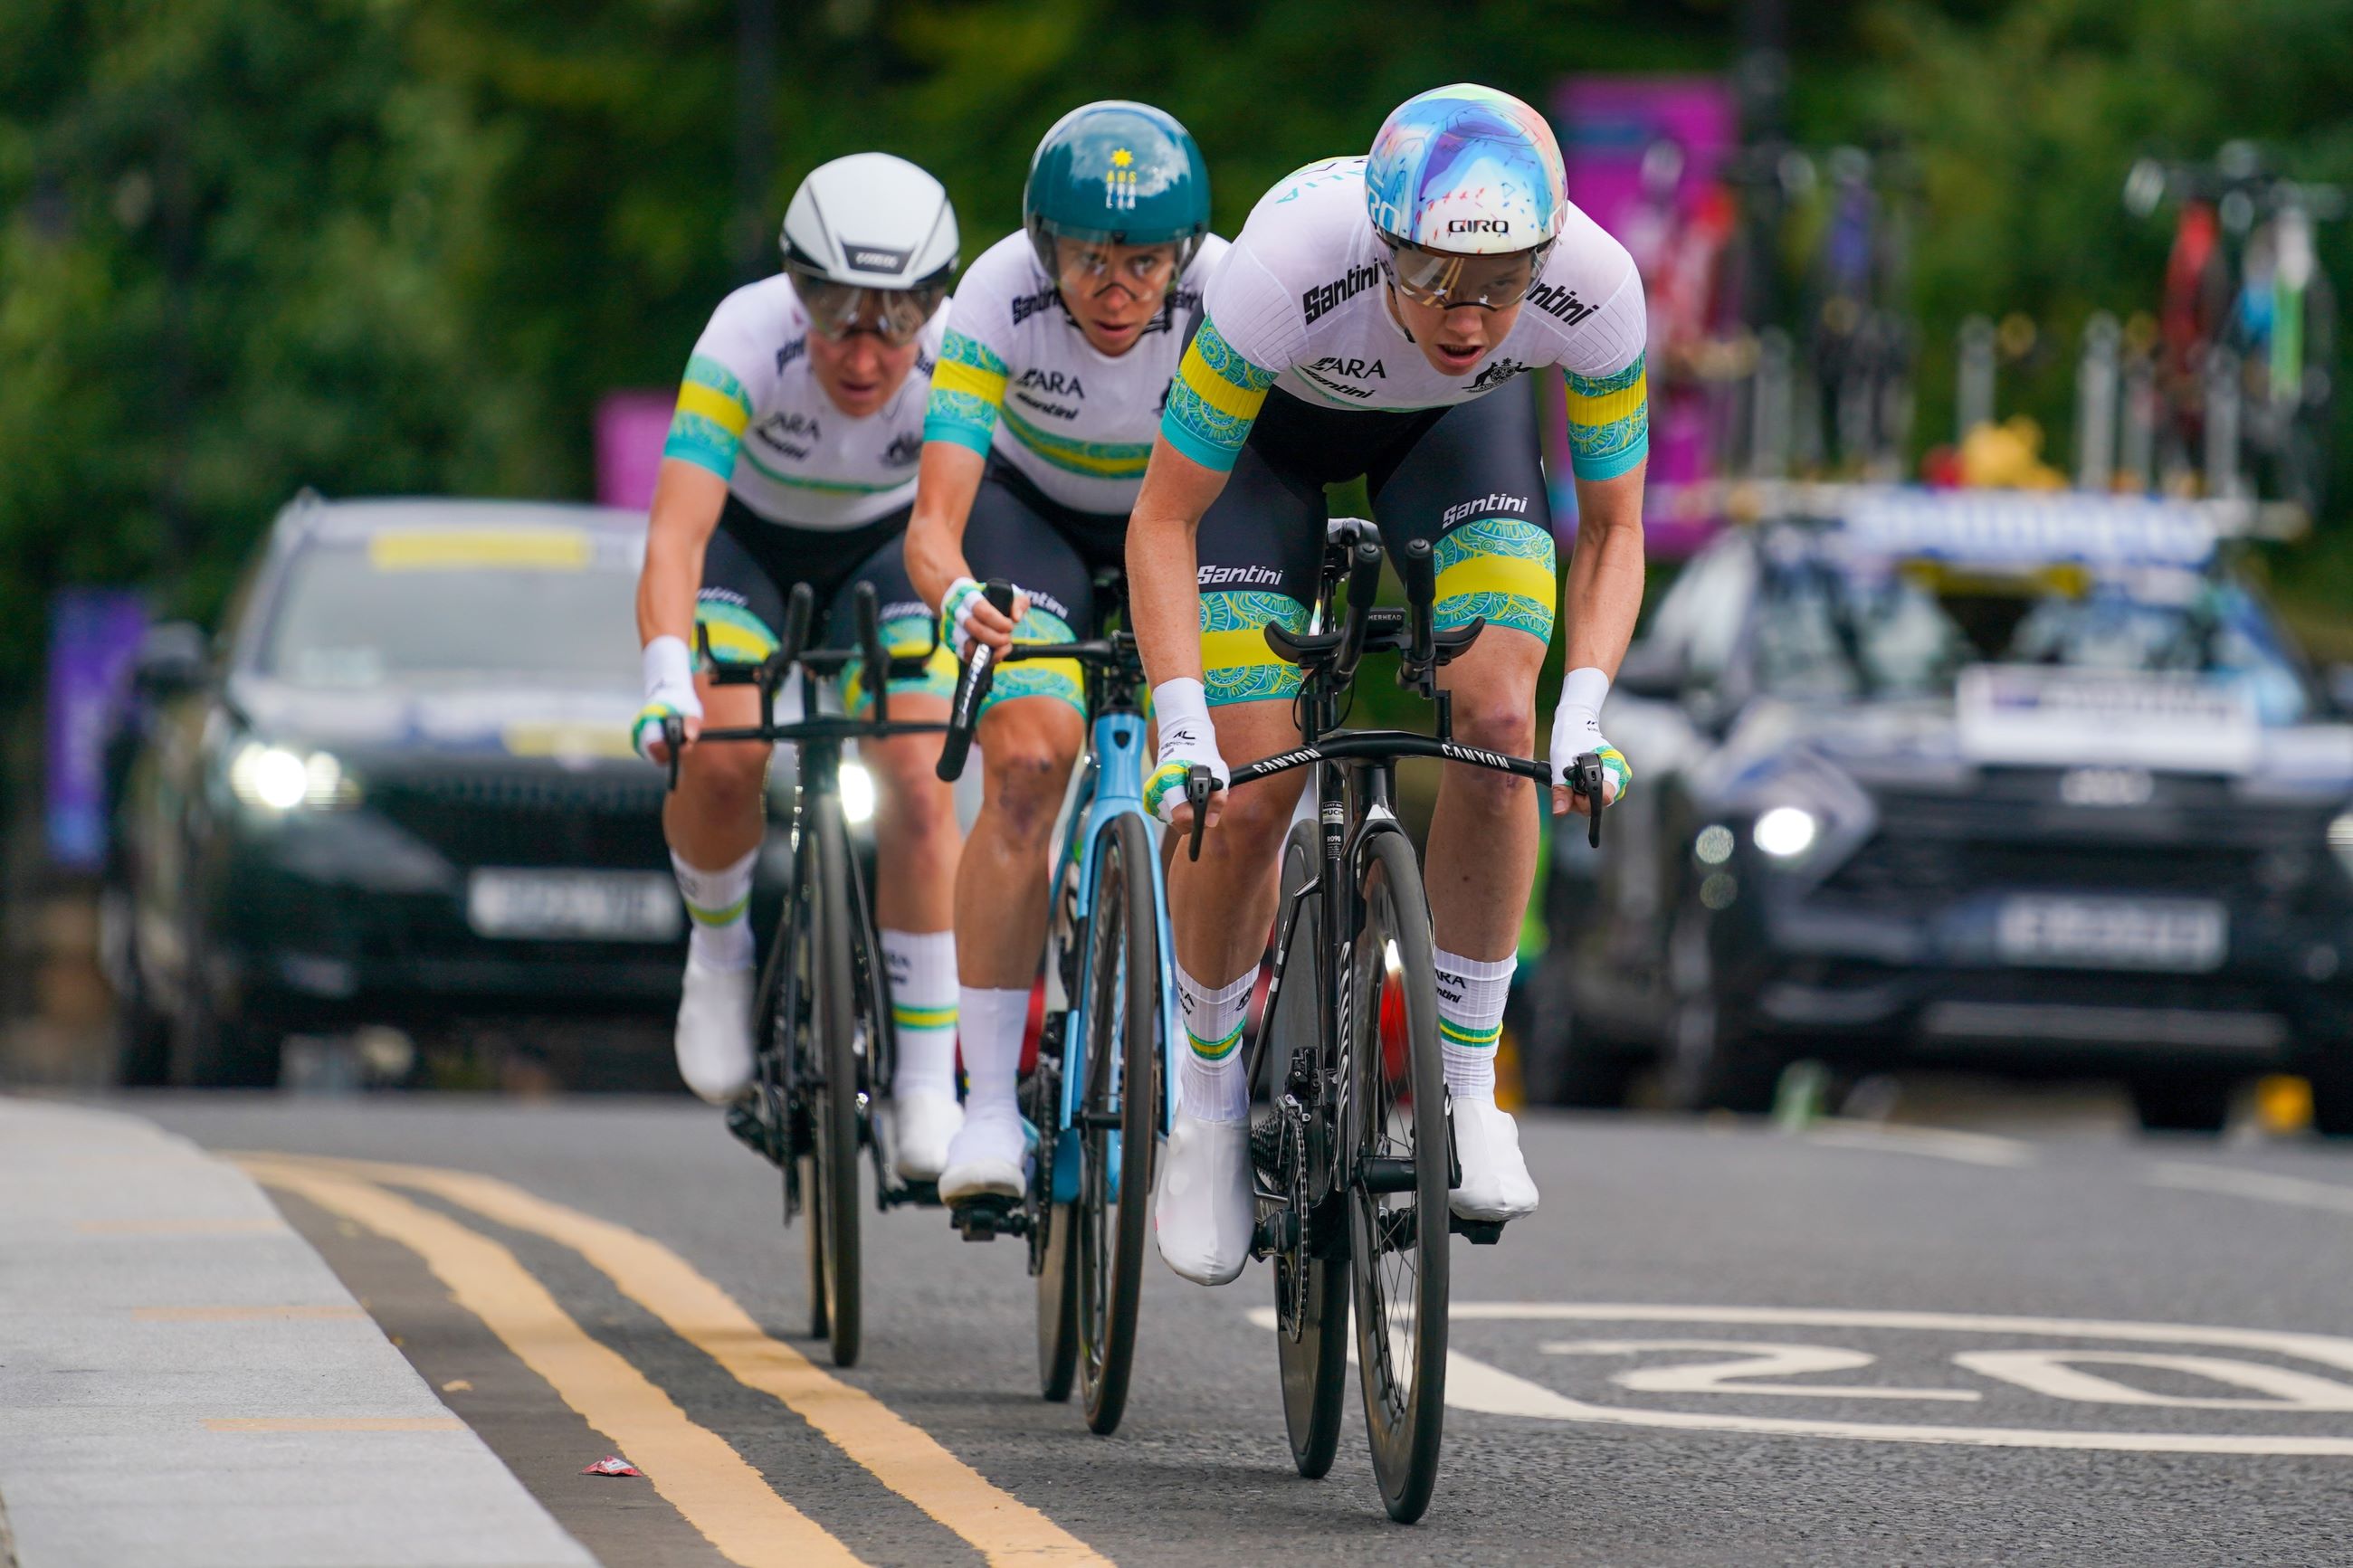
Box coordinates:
[635,153,972,1182]
[1129,85,1651,1285]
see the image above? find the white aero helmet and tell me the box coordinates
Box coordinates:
[780,153,959,344]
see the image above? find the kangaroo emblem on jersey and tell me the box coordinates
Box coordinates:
[1105,147,1138,212]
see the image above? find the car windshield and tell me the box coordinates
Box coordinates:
[1754,556,2314,725]
[255,527,642,689]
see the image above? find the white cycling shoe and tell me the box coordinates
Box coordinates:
[1153,1106,1256,1287]
[938,1103,1027,1204]
[674,957,755,1105]
[891,1090,963,1183]
[1449,1098,1539,1221]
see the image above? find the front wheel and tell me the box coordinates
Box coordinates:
[1074,812,1161,1436]
[1348,829,1450,1524]
[807,806,864,1366]
[1266,820,1347,1479]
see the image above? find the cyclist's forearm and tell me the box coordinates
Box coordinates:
[637,459,727,647]
[1560,462,1648,677]
[902,441,987,610]
[1128,438,1226,689]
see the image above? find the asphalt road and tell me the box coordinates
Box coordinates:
[128,1093,2353,1567]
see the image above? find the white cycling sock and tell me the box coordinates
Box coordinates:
[882,929,957,1100]
[1176,962,1256,1122]
[957,985,1031,1118]
[672,848,757,971]
[1434,947,1514,1102]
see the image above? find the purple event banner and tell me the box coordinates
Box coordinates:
[47,589,148,869]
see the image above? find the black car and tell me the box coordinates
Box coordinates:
[110,494,687,1086]
[1526,489,2353,1134]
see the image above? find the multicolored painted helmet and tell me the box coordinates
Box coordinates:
[1023,100,1212,278]
[1364,84,1567,257]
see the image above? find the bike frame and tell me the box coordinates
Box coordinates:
[1049,679,1182,1204]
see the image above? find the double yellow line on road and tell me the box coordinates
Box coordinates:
[241,1153,1108,1568]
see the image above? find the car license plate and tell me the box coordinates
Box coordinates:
[1995,896,2225,972]
[466,870,681,942]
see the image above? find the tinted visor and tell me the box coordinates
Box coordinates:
[787,266,948,347]
[1380,235,1554,311]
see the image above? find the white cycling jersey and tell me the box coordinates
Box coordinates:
[924,230,1231,515]
[1164,157,1650,481]
[662,273,948,529]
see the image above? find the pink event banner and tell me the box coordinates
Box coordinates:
[1551,74,1737,558]
[596,391,675,511]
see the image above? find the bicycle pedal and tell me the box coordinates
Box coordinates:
[887,1178,941,1209]
[949,1194,1026,1242]
[724,1100,784,1166]
[1448,1215,1508,1246]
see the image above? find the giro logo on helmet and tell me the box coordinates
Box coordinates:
[846,243,911,273]
[1446,218,1510,235]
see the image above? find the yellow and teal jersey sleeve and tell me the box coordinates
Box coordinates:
[662,354,756,480]
[1160,318,1278,471]
[1562,352,1648,481]
[923,329,1010,455]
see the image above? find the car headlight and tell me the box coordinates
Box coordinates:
[2329,812,2353,877]
[839,760,876,825]
[1753,804,1820,859]
[230,742,359,812]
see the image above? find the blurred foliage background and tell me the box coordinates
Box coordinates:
[6,0,2353,685]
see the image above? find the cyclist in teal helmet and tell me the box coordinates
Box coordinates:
[903,101,1226,1211]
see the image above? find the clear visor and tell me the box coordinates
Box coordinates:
[1053,234,1183,295]
[789,268,948,347]
[1380,236,1554,311]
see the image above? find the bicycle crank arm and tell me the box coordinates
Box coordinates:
[948,1194,1031,1242]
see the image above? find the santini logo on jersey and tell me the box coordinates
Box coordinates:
[1445,218,1510,236]
[1198,564,1283,587]
[1301,261,1380,324]
[1441,491,1529,527]
[1012,285,1064,327]
[776,337,808,373]
[1525,280,1597,325]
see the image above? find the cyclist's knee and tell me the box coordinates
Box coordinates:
[677,740,768,820]
[1207,773,1299,867]
[871,754,957,845]
[980,720,1076,846]
[1453,688,1537,757]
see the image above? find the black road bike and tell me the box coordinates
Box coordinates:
[1180,518,1605,1524]
[659,581,945,1368]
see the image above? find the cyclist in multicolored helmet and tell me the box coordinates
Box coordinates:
[634,153,969,1180]
[900,100,1226,1210]
[1128,84,1650,1284]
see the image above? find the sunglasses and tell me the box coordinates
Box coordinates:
[789,268,948,347]
[1380,237,1555,312]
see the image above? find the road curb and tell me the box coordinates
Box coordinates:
[0,1095,596,1568]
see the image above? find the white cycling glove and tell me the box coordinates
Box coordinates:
[940,575,1031,658]
[1145,677,1229,824]
[1548,666,1631,810]
[633,635,702,762]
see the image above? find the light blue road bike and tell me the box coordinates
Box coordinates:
[938,570,1180,1435]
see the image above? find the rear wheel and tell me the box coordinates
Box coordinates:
[1034,1199,1079,1401]
[808,805,864,1366]
[1348,829,1450,1525]
[1075,813,1160,1436]
[1266,821,1348,1480]
[2129,1069,2234,1135]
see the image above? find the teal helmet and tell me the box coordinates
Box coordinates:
[1022,100,1210,278]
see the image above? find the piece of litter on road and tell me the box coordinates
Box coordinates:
[442,1379,472,1392]
[581,1455,641,1478]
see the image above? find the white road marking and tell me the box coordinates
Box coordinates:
[1803,1121,2037,1167]
[1540,1339,1981,1402]
[2148,1162,2353,1217]
[1246,1303,2353,1455]
[1952,1350,2353,1411]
